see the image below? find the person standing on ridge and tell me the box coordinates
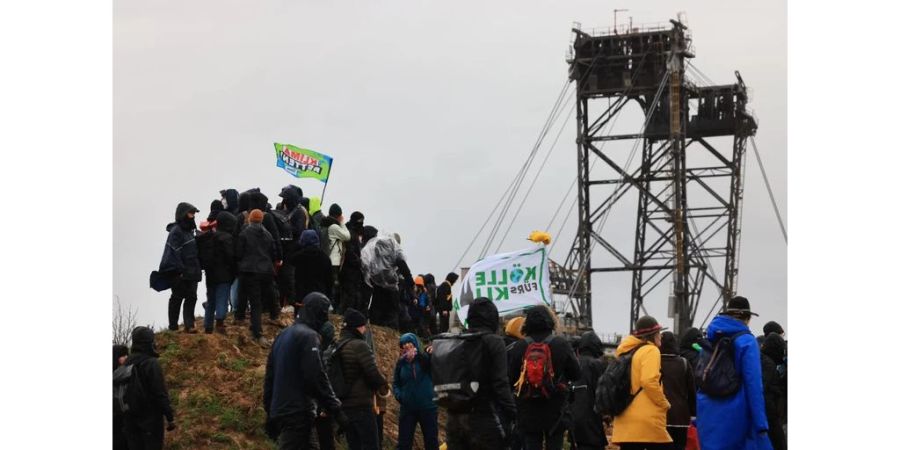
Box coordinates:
[288,229,333,314]
[158,202,202,333]
[340,211,366,313]
[321,203,351,311]
[121,327,176,450]
[392,333,439,450]
[236,209,276,347]
[696,296,773,450]
[610,316,673,450]
[435,272,459,333]
[659,331,696,450]
[203,211,238,334]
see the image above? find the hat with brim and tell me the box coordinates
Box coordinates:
[724,296,759,316]
[632,315,668,337]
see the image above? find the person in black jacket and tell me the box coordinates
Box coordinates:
[203,211,237,334]
[264,293,348,449]
[123,327,175,450]
[761,332,787,450]
[158,202,202,332]
[660,331,696,450]
[248,191,283,322]
[237,209,276,346]
[275,186,308,308]
[339,211,366,314]
[113,344,130,450]
[570,331,609,450]
[678,327,703,369]
[446,298,517,450]
[423,273,438,335]
[435,272,459,333]
[220,188,240,216]
[507,305,581,450]
[289,230,333,315]
[336,308,390,450]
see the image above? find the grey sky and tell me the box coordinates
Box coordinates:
[114,0,785,336]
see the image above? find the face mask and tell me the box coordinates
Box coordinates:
[221,198,228,209]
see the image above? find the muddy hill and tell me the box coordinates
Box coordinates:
[156,312,445,450]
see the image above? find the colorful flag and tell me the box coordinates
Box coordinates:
[455,244,552,327]
[274,143,333,183]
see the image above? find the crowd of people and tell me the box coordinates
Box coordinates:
[114,185,787,450]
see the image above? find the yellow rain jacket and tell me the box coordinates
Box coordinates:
[611,335,673,444]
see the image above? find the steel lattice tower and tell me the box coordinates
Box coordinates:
[555,20,757,336]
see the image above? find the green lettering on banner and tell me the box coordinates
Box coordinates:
[494,287,509,300]
[525,266,537,282]
[488,270,497,286]
[475,272,486,286]
[499,269,508,285]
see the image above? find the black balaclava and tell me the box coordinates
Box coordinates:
[466,297,499,332]
[579,331,604,357]
[175,202,199,231]
[130,326,159,357]
[298,292,331,333]
[219,188,240,214]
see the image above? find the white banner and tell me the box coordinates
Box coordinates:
[455,244,552,327]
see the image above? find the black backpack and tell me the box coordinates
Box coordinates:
[593,343,647,416]
[430,331,488,413]
[695,330,752,397]
[271,207,306,242]
[323,338,352,399]
[113,362,148,416]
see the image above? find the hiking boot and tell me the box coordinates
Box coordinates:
[183,327,198,334]
[215,319,227,334]
[255,336,270,348]
[204,328,213,334]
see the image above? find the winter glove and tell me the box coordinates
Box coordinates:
[166,421,176,432]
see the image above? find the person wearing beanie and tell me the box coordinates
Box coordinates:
[445,298,517,450]
[570,331,609,450]
[435,272,459,333]
[202,211,238,334]
[392,332,439,450]
[659,331,696,450]
[264,293,348,448]
[157,202,202,333]
[410,276,432,339]
[319,203,351,311]
[121,326,175,450]
[288,230,333,317]
[696,296,773,450]
[276,186,310,310]
[335,307,389,450]
[507,305,581,450]
[236,208,277,347]
[678,327,703,369]
[610,315,673,449]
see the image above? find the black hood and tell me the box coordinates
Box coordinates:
[298,292,331,332]
[207,200,224,221]
[249,191,269,211]
[660,331,678,354]
[237,190,253,213]
[175,202,199,231]
[362,226,379,244]
[762,332,786,362]
[522,305,555,336]
[215,211,238,234]
[320,321,336,348]
[321,215,339,229]
[219,188,240,214]
[679,327,703,351]
[279,187,301,210]
[579,330,604,357]
[446,272,459,284]
[300,197,310,211]
[130,326,159,357]
[466,297,499,332]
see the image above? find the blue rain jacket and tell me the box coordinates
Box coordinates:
[392,333,437,412]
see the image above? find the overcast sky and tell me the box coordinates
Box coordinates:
[114,0,785,337]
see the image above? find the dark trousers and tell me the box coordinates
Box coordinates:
[767,416,787,450]
[446,411,506,450]
[277,260,296,307]
[167,278,198,330]
[619,444,672,450]
[523,428,565,450]
[330,268,342,312]
[397,408,439,450]
[370,286,399,330]
[123,419,163,450]
[277,412,319,450]
[344,408,379,450]
[238,272,271,338]
[316,414,334,450]
[667,426,687,450]
[376,412,384,449]
[439,311,450,333]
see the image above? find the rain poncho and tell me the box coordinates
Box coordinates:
[361,234,405,289]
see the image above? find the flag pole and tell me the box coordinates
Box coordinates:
[320,159,332,204]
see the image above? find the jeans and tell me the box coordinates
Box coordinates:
[397,408,439,450]
[344,408,379,450]
[204,282,230,330]
[167,278,198,330]
[277,412,319,450]
[523,428,565,450]
[229,278,240,312]
[238,272,271,338]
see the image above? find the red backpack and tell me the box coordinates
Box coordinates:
[515,336,558,399]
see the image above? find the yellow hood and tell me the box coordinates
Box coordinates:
[616,334,648,356]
